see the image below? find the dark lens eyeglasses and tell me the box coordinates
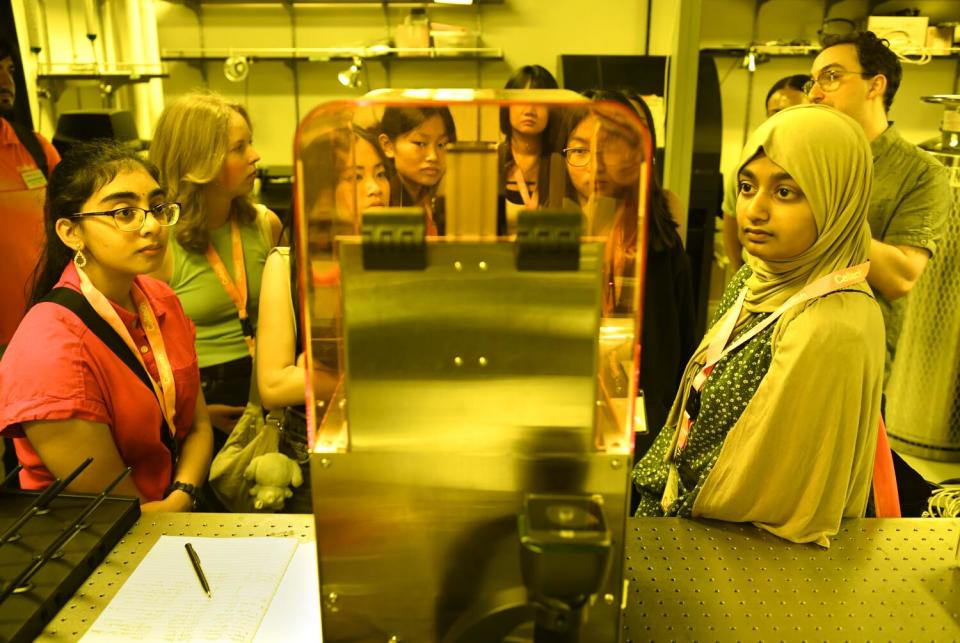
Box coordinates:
[68,202,182,232]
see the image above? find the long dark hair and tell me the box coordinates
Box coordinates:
[579,89,679,252]
[499,64,559,137]
[499,65,561,207]
[29,140,161,307]
[379,106,457,206]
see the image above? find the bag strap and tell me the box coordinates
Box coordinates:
[41,287,179,466]
[9,120,49,179]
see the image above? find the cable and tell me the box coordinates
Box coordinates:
[882,32,934,65]
[922,484,960,518]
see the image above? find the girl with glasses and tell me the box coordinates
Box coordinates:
[0,140,213,510]
[634,105,885,546]
[378,106,457,235]
[148,93,281,492]
[556,90,696,473]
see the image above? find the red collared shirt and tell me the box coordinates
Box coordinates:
[0,264,200,501]
[0,117,60,345]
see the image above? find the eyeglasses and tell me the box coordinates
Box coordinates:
[68,202,182,232]
[803,69,872,95]
[562,145,637,168]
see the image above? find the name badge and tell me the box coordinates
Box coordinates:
[20,168,47,189]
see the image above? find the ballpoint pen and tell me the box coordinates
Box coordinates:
[184,542,212,597]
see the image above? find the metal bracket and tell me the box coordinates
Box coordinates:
[361,207,427,270]
[515,209,582,271]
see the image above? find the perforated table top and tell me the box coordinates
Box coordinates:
[39,513,315,641]
[622,518,960,641]
[37,515,960,641]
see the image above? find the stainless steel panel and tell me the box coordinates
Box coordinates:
[311,451,631,642]
[339,241,604,453]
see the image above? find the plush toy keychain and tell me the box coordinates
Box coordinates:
[243,452,304,511]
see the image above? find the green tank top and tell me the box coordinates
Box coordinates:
[170,207,272,368]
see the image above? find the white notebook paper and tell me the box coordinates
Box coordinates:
[81,536,302,642]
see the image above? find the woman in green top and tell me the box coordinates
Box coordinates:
[149,92,281,451]
[634,104,884,547]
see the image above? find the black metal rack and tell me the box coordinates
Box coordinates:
[0,489,140,643]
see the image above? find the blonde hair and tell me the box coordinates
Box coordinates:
[149,91,257,253]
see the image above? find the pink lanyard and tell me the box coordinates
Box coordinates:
[204,219,255,356]
[675,262,870,453]
[77,268,178,437]
[512,165,538,209]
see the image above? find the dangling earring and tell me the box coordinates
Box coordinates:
[73,247,87,269]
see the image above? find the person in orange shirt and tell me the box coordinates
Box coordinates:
[0,38,61,353]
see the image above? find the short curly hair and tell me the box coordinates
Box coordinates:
[821,30,902,112]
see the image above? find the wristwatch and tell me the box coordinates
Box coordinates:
[167,480,200,509]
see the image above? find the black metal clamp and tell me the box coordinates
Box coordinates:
[515,210,583,272]
[361,207,428,271]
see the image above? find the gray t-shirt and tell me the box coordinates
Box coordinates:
[870,124,950,383]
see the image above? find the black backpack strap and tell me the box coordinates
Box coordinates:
[8,119,49,179]
[42,287,178,466]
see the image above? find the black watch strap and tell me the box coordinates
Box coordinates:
[167,481,200,508]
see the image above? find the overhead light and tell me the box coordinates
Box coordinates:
[224,55,250,82]
[435,0,474,4]
[338,56,364,89]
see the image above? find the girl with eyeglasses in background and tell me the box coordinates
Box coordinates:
[0,140,213,511]
[378,106,457,235]
[557,90,696,470]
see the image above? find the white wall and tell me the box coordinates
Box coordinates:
[155,0,650,166]
[13,0,959,195]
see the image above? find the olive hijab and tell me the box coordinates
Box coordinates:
[739,104,874,312]
[666,104,884,547]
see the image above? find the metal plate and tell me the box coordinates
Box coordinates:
[339,240,604,453]
[39,514,314,641]
[312,451,630,642]
[623,518,960,641]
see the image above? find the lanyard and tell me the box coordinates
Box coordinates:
[512,165,538,209]
[204,218,255,356]
[675,262,870,454]
[77,268,178,437]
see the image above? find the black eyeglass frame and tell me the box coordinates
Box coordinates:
[66,202,182,231]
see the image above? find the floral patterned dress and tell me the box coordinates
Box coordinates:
[633,266,776,517]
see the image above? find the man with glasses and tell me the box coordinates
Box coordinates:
[0,38,60,355]
[809,31,949,517]
[808,31,948,388]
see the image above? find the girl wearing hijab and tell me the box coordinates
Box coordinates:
[633,104,885,547]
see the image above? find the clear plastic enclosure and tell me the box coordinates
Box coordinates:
[292,89,652,456]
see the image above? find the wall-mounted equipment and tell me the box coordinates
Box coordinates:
[224,55,250,82]
[337,57,364,88]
